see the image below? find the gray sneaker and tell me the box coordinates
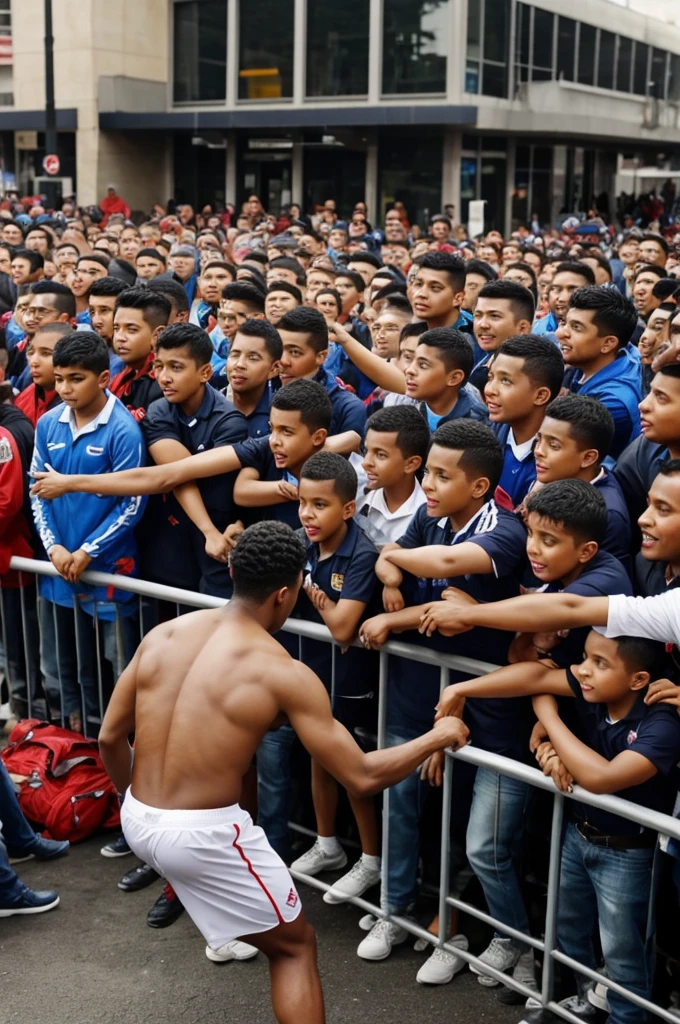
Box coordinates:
[357,918,409,961]
[290,840,348,877]
[469,936,521,986]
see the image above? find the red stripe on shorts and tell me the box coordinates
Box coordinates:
[232,822,285,925]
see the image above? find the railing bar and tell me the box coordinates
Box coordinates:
[445,895,545,951]
[551,952,680,1023]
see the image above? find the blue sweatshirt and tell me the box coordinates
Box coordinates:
[563,347,642,459]
[30,393,146,617]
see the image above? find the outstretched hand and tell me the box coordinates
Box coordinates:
[31,465,71,499]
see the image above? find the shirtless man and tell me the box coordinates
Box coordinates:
[99,521,468,1024]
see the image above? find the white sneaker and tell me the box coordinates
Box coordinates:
[205,940,259,963]
[290,840,348,877]
[587,979,610,1012]
[357,918,409,960]
[323,858,381,904]
[359,913,376,931]
[470,936,521,986]
[416,935,469,985]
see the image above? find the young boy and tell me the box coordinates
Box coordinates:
[469,279,534,392]
[110,287,170,420]
[195,261,236,330]
[134,248,167,282]
[148,277,191,324]
[435,633,680,1024]
[411,252,474,336]
[635,459,680,599]
[289,453,383,904]
[140,323,248,596]
[219,280,266,350]
[405,326,489,429]
[355,405,428,548]
[357,420,529,970]
[264,281,302,326]
[484,334,564,506]
[71,254,109,320]
[558,286,641,459]
[87,277,128,365]
[533,394,631,564]
[533,261,595,340]
[15,323,71,426]
[30,331,145,731]
[224,319,282,438]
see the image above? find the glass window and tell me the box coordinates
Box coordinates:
[556,17,575,82]
[382,0,449,95]
[515,2,530,83]
[632,42,649,96]
[173,0,227,103]
[379,135,442,230]
[482,0,509,97]
[670,53,680,103]
[532,8,554,81]
[238,0,294,100]
[577,24,596,87]
[650,48,667,99]
[466,0,480,92]
[616,36,632,92]
[306,1,369,97]
[598,31,615,90]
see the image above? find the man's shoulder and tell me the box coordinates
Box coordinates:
[143,395,174,424]
[569,550,633,597]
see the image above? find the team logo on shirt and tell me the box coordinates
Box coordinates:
[286,888,299,908]
[86,445,104,457]
[331,573,344,591]
[0,437,12,464]
[46,441,66,450]
[627,730,638,745]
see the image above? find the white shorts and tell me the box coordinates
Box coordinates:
[120,789,301,947]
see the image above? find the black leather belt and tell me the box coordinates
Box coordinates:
[576,820,656,849]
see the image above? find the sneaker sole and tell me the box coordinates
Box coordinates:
[290,857,348,877]
[0,896,60,916]
[206,945,259,963]
[357,934,409,961]
[8,854,35,865]
[100,849,133,858]
[323,879,380,905]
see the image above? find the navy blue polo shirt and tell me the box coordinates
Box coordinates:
[232,435,301,529]
[613,434,668,529]
[314,367,367,439]
[592,470,632,567]
[524,550,633,669]
[139,386,248,596]
[493,423,537,507]
[389,501,535,760]
[294,519,379,700]
[244,381,275,439]
[419,385,489,434]
[565,666,680,834]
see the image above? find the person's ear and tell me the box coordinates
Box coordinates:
[577,539,599,564]
[267,360,281,380]
[580,447,600,471]
[343,498,356,520]
[315,348,328,368]
[151,324,165,349]
[600,334,620,355]
[199,361,213,383]
[471,475,491,500]
[453,289,466,308]
[57,312,70,323]
[98,369,111,390]
[446,367,465,389]
[404,454,422,475]
[311,427,328,449]
[630,671,650,692]
[518,319,532,335]
[534,385,552,408]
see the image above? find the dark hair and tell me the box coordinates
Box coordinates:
[477,279,535,322]
[13,248,44,273]
[569,286,638,348]
[235,318,283,361]
[430,419,503,494]
[33,322,75,344]
[26,225,52,243]
[300,451,357,504]
[88,276,129,299]
[266,280,303,304]
[496,334,565,400]
[29,280,76,319]
[383,293,413,315]
[222,280,265,312]
[417,326,474,381]
[278,306,328,354]
[315,287,342,314]
[634,263,667,283]
[348,252,381,269]
[641,232,670,256]
[419,251,466,293]
[658,457,680,479]
[135,247,166,264]
[114,286,171,330]
[505,261,538,285]
[155,321,213,366]
[76,253,109,271]
[52,330,110,375]
[148,277,190,314]
[230,521,306,604]
[554,261,596,285]
[366,404,430,463]
[335,268,365,293]
[652,279,678,302]
[543,395,614,464]
[658,363,680,383]
[269,256,306,284]
[243,250,268,267]
[271,377,332,432]
[372,281,408,304]
[584,251,613,279]
[202,260,236,277]
[431,214,452,229]
[526,478,607,544]
[401,321,428,342]
[610,635,670,681]
[466,259,498,283]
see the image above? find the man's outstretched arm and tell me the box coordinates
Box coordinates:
[420,591,611,639]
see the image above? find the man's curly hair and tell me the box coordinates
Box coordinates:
[230,521,306,602]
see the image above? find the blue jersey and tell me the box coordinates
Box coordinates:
[493,423,537,506]
[592,469,632,567]
[232,436,301,529]
[563,348,642,460]
[419,384,489,433]
[30,393,146,618]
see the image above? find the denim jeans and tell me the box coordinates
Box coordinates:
[0,583,41,703]
[466,766,532,948]
[257,725,296,861]
[557,822,655,1024]
[0,760,42,902]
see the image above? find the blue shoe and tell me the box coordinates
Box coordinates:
[8,836,70,864]
[100,834,131,858]
[0,886,60,917]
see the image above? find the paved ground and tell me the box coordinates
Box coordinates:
[1,837,525,1024]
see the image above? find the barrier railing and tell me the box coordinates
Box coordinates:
[2,556,680,1022]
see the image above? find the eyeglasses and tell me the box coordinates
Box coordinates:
[371,323,401,335]
[26,305,57,320]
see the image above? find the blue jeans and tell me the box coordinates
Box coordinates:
[466,766,532,948]
[257,725,296,861]
[0,760,42,901]
[557,822,655,1024]
[0,583,41,703]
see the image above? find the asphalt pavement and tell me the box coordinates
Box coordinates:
[1,837,525,1024]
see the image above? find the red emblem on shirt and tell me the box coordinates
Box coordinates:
[286,888,298,908]
[627,730,638,745]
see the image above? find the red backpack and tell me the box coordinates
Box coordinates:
[1,719,121,842]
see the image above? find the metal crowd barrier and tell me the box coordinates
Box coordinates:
[2,557,680,1022]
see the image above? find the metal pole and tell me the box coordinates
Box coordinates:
[44,0,57,157]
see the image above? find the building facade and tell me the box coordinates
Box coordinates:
[2,0,680,231]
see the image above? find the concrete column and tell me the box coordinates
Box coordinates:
[293,0,306,102]
[448,0,466,101]
[226,0,239,107]
[505,138,516,236]
[368,0,383,102]
[365,140,378,224]
[292,141,304,206]
[442,128,462,222]
[226,131,238,206]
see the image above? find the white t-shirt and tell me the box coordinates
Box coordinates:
[355,480,426,548]
[603,590,680,647]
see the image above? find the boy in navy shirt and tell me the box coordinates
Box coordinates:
[404,327,489,429]
[109,288,169,420]
[357,421,528,970]
[224,319,281,438]
[141,323,248,596]
[558,286,641,459]
[436,633,680,1023]
[532,395,631,564]
[30,331,145,731]
[469,280,534,393]
[289,454,383,905]
[484,334,564,506]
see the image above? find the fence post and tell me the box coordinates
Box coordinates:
[541,791,565,1007]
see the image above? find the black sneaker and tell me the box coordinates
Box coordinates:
[8,836,70,864]
[100,834,132,858]
[118,863,160,892]
[0,886,60,917]
[147,883,185,928]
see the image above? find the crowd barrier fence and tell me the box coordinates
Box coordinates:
[2,556,680,1023]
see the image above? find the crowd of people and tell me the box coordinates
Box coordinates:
[1,188,680,1024]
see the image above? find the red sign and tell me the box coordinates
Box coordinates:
[43,154,60,176]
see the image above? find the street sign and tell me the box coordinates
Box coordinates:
[43,153,60,176]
